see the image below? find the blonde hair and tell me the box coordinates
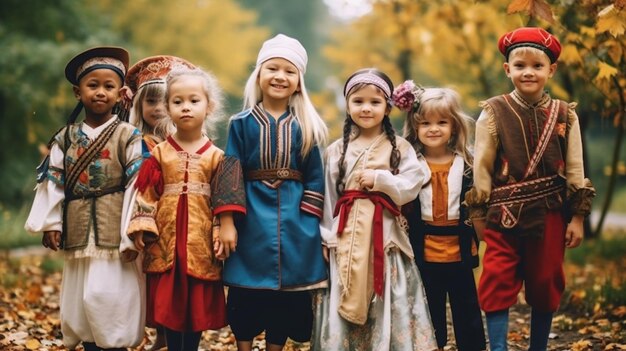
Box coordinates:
[403,87,474,165]
[242,64,327,156]
[507,46,551,62]
[128,81,168,140]
[161,65,225,139]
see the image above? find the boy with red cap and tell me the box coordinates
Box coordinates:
[25,47,145,350]
[465,27,595,351]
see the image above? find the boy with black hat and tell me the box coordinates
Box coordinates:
[465,27,595,351]
[25,46,145,350]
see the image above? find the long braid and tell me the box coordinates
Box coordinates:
[336,115,353,195]
[382,116,400,174]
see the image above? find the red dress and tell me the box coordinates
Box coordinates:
[132,137,227,332]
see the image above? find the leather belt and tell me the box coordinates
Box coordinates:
[489,175,565,207]
[246,168,303,182]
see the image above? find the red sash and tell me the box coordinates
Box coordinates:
[334,190,400,296]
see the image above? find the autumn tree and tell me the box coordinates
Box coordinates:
[0,0,120,208]
[98,0,268,98]
[1,0,269,210]
[322,0,626,236]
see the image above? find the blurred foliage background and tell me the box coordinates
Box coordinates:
[1,0,625,247]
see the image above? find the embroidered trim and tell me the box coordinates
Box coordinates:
[501,95,531,163]
[163,181,211,197]
[47,166,65,186]
[489,175,564,207]
[510,90,551,109]
[345,73,391,97]
[251,104,294,171]
[301,190,324,218]
[65,119,121,195]
[524,101,559,179]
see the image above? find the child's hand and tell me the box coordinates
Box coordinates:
[322,245,329,263]
[217,212,238,259]
[214,239,225,261]
[472,219,486,241]
[357,170,376,189]
[121,249,138,262]
[42,231,61,251]
[219,224,238,259]
[119,86,133,110]
[565,215,584,248]
[132,231,146,251]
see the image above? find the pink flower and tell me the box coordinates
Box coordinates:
[392,80,423,112]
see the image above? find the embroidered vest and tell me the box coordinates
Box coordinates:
[56,122,141,249]
[484,94,568,237]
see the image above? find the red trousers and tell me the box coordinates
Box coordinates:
[478,211,566,313]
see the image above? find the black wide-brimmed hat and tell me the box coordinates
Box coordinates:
[64,46,129,85]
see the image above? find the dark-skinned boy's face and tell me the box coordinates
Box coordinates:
[73,69,122,120]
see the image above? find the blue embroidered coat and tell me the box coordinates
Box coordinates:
[222,105,327,289]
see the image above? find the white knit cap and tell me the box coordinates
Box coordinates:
[256,34,308,74]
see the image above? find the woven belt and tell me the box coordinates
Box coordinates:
[65,185,125,201]
[246,168,303,182]
[163,182,211,196]
[489,175,565,207]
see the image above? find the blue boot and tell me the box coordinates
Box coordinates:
[529,309,553,351]
[486,309,509,351]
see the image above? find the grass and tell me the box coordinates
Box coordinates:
[610,187,626,213]
[40,255,64,274]
[566,232,626,266]
[562,232,626,314]
[0,205,40,250]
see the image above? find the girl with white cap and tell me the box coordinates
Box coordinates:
[216,33,328,351]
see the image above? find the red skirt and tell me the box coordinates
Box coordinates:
[146,194,226,332]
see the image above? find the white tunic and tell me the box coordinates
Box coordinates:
[24,117,145,349]
[312,133,437,351]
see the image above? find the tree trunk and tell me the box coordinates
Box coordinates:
[593,77,625,237]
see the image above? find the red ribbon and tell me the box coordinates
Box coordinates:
[334,190,400,296]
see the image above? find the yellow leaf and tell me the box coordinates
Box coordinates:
[24,284,43,304]
[606,39,624,64]
[581,26,597,38]
[530,0,555,24]
[612,305,626,317]
[507,0,555,23]
[560,44,584,65]
[596,61,619,80]
[507,0,531,13]
[597,5,626,37]
[571,339,593,351]
[569,289,587,305]
[25,339,41,350]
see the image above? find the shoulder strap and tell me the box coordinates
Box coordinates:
[523,100,559,179]
[64,119,121,195]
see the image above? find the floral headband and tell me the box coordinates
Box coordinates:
[391,80,425,113]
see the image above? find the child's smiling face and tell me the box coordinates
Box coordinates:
[504,48,556,104]
[73,69,122,124]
